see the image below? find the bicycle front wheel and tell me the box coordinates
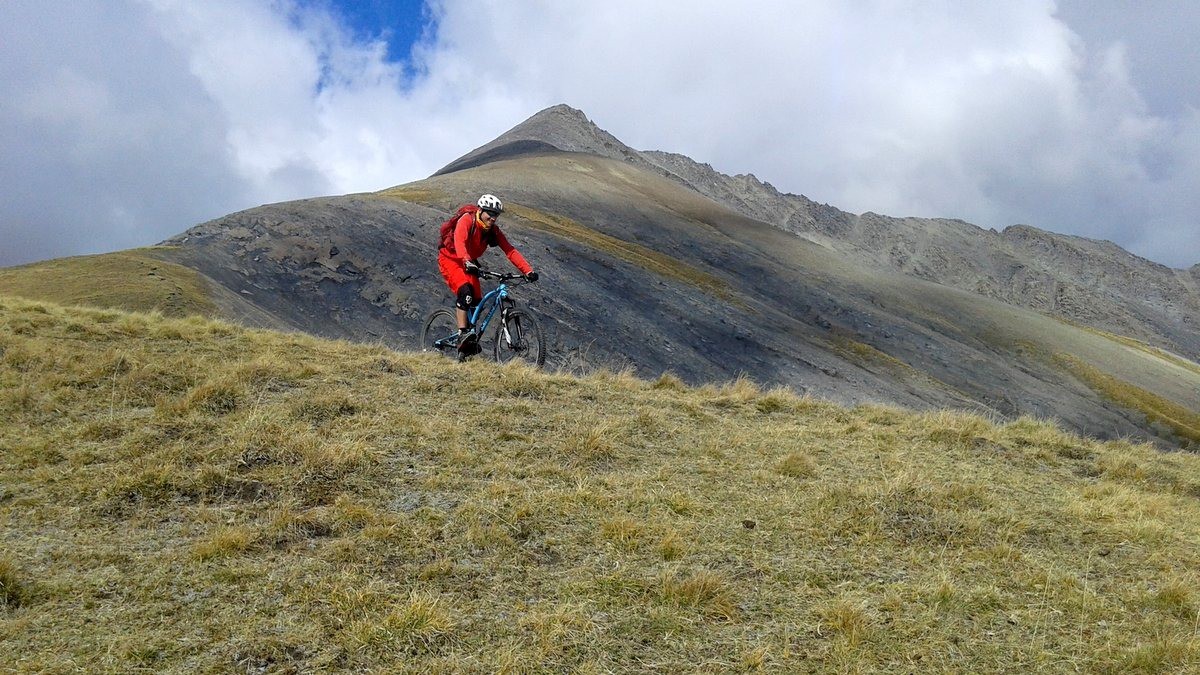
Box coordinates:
[493,309,545,367]
[419,308,460,358]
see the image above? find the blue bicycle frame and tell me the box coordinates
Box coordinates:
[430,271,523,351]
[468,281,512,337]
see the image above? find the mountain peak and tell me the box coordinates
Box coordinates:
[533,103,592,125]
[433,103,653,176]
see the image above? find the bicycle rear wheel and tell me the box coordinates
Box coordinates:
[493,309,545,367]
[419,308,460,358]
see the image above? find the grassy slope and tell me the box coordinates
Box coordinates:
[2,296,1200,673]
[0,249,219,318]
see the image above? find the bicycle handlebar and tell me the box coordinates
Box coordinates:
[479,270,532,282]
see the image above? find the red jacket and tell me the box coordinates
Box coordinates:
[443,211,532,275]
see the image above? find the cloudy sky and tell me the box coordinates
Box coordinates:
[2,1,1197,269]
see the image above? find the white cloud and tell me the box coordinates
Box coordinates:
[421,0,1198,266]
[0,0,250,265]
[0,0,1196,268]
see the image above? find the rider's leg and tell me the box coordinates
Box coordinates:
[454,282,483,357]
[440,253,483,328]
[455,283,481,330]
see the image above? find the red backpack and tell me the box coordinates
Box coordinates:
[438,204,478,251]
[438,203,498,251]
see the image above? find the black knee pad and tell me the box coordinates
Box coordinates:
[455,284,478,311]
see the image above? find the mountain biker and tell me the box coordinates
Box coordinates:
[437,194,538,353]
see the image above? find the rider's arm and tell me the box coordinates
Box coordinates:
[452,213,474,264]
[493,228,533,275]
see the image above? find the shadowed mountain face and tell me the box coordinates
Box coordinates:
[638,152,1200,362]
[38,104,1200,448]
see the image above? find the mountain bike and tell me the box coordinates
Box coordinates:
[419,271,546,366]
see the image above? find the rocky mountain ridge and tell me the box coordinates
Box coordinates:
[454,104,1199,360]
[634,125,1200,361]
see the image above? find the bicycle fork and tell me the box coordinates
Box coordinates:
[498,301,522,350]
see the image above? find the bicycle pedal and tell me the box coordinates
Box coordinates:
[456,332,478,352]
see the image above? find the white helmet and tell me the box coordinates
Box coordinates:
[477,194,504,213]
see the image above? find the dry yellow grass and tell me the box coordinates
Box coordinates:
[1078,324,1200,379]
[1057,353,1200,447]
[832,335,913,372]
[3,294,1200,672]
[373,185,451,209]
[0,248,218,317]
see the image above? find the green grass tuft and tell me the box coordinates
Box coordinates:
[193,525,258,561]
[0,558,30,609]
[776,450,817,478]
[659,569,739,620]
[344,591,456,655]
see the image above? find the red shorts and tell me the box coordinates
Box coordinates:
[438,251,481,301]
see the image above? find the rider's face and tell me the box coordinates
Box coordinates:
[479,210,499,228]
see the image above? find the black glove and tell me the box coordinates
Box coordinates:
[464,260,481,275]
[525,270,539,282]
